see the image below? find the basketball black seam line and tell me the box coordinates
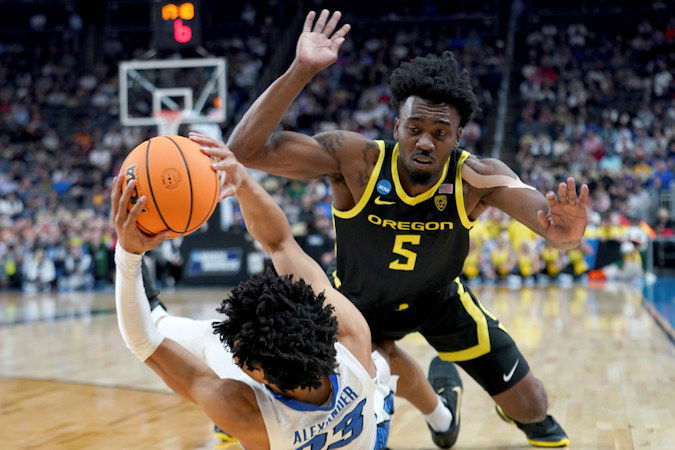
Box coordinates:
[146,138,178,233]
[166,136,193,234]
[184,169,219,233]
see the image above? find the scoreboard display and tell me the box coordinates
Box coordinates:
[152,0,202,49]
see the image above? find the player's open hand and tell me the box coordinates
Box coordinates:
[295,10,350,73]
[190,132,247,201]
[537,177,590,249]
[111,176,170,254]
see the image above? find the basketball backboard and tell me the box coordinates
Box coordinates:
[119,57,226,130]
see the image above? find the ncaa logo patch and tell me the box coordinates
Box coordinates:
[434,195,447,211]
[376,180,392,195]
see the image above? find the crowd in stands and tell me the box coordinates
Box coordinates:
[0,5,672,292]
[513,17,674,230]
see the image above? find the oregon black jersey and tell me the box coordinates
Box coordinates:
[332,140,476,311]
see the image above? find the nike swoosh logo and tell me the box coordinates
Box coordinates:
[503,359,520,382]
[452,386,462,424]
[436,386,463,424]
[374,196,395,205]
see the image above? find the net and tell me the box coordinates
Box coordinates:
[154,110,184,135]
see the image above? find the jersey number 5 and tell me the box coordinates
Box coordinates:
[389,234,421,271]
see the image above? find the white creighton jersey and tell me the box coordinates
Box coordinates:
[242,342,377,450]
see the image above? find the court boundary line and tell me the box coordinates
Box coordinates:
[0,375,174,395]
[0,308,115,328]
[641,296,675,345]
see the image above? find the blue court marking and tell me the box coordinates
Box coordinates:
[642,277,675,343]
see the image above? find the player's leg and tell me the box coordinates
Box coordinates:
[141,258,243,378]
[424,280,569,447]
[458,329,569,447]
[377,339,459,449]
[371,346,397,450]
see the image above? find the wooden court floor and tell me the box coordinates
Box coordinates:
[0,283,673,449]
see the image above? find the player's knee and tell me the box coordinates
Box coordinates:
[518,379,548,422]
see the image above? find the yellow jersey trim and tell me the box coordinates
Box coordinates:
[455,150,478,229]
[391,143,450,206]
[477,297,510,334]
[438,279,491,362]
[331,214,342,288]
[332,140,386,219]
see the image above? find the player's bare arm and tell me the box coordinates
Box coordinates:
[202,145,376,376]
[111,176,267,448]
[462,156,589,250]
[189,11,379,203]
[198,10,353,176]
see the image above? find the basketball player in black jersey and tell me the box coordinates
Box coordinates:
[192,10,587,447]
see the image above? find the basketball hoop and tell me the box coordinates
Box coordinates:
[154,110,184,136]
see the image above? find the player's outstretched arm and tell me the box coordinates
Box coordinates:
[203,145,376,375]
[464,157,589,250]
[189,11,372,180]
[227,10,349,169]
[110,176,265,447]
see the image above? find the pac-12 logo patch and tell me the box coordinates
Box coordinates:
[376,180,392,195]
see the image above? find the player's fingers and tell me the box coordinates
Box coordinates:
[578,184,589,208]
[537,210,550,230]
[149,230,172,248]
[313,9,329,33]
[211,157,237,171]
[117,179,136,223]
[567,177,578,204]
[545,191,557,208]
[200,145,231,160]
[125,195,146,225]
[219,185,236,201]
[110,176,121,217]
[189,132,221,147]
[332,23,351,40]
[557,182,568,203]
[323,10,341,37]
[330,37,345,53]
[302,11,315,33]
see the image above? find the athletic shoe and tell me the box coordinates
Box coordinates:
[496,405,570,447]
[427,357,462,448]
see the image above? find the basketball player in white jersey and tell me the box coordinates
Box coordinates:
[112,145,393,449]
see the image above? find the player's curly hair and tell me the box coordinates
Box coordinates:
[390,51,479,127]
[212,268,338,392]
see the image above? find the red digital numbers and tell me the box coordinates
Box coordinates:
[161,2,196,45]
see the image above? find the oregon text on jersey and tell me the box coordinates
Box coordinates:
[367,214,454,231]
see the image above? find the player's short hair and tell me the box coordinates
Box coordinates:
[213,268,338,392]
[390,51,479,127]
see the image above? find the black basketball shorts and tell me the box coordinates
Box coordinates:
[359,279,530,396]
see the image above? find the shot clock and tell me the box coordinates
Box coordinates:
[153,0,202,49]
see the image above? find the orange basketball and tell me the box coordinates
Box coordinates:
[120,135,219,238]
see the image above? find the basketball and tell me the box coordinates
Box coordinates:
[120,135,220,238]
